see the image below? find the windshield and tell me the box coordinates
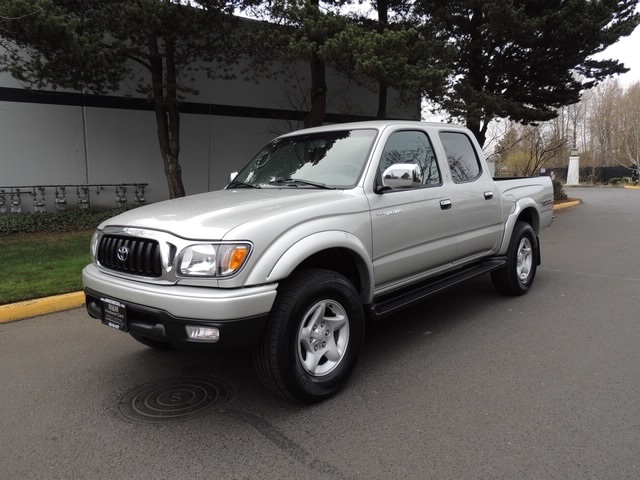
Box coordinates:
[231,129,377,189]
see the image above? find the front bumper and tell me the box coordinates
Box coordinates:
[82,264,278,348]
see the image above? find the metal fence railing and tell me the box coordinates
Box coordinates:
[0,184,148,214]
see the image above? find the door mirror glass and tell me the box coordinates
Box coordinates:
[381,163,423,189]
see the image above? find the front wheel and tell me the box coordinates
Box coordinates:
[253,269,365,404]
[491,221,539,296]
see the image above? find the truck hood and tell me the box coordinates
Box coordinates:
[99,188,353,240]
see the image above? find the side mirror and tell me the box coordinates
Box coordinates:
[381,163,422,189]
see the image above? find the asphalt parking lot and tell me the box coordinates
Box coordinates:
[1,186,639,479]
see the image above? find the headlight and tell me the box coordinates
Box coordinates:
[90,230,101,262]
[178,243,251,277]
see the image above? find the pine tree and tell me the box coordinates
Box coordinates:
[323,0,451,119]
[245,0,350,128]
[417,0,640,146]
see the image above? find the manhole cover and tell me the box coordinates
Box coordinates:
[117,375,233,423]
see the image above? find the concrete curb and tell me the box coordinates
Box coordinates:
[552,200,582,211]
[1,199,584,324]
[0,291,85,324]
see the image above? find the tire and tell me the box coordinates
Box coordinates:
[491,221,538,296]
[253,268,365,404]
[129,332,174,350]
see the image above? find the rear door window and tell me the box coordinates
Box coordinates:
[439,131,482,183]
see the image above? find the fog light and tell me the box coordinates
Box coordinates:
[185,326,220,342]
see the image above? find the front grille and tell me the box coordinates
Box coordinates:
[98,235,162,277]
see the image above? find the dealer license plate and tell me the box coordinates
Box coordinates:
[101,297,128,332]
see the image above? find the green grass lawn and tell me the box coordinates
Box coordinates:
[0,230,93,305]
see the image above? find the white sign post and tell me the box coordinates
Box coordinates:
[566,148,580,185]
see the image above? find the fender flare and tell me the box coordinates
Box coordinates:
[498,198,541,256]
[245,231,375,303]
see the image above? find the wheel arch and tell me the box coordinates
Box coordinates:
[246,231,374,304]
[498,200,541,256]
[295,248,371,302]
[515,205,540,234]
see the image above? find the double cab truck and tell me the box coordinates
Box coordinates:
[83,120,553,403]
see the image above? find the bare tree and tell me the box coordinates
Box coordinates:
[490,121,522,176]
[588,79,624,169]
[491,78,639,182]
[494,122,566,177]
[617,82,640,175]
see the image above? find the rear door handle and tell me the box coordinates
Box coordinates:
[484,191,494,200]
[440,199,452,210]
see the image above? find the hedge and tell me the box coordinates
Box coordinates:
[0,208,124,236]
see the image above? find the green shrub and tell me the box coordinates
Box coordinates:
[608,178,621,185]
[0,208,123,236]
[585,174,599,185]
[553,180,567,201]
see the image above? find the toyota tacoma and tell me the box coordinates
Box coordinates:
[83,120,553,403]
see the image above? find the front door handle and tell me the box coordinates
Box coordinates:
[484,191,494,200]
[440,199,452,210]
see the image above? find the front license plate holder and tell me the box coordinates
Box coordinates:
[101,297,128,332]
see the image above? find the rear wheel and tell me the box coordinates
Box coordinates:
[491,221,538,296]
[253,268,364,404]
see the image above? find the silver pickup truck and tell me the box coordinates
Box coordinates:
[83,120,553,403]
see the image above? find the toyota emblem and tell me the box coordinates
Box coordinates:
[117,246,129,261]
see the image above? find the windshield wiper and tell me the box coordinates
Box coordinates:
[227,180,261,189]
[269,178,336,190]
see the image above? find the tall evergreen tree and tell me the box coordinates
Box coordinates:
[362,0,414,118]
[416,0,640,147]
[324,0,451,119]
[0,0,239,198]
[247,0,349,128]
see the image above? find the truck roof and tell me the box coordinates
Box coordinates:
[278,120,469,138]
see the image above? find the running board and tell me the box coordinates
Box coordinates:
[370,257,507,320]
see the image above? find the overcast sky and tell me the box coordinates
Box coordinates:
[598,23,640,86]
